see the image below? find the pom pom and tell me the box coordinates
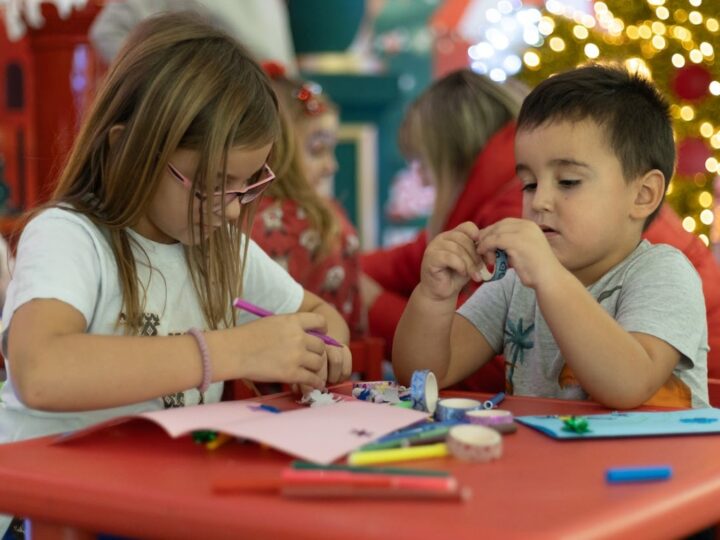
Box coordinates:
[261,61,286,79]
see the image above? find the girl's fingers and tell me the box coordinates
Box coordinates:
[341,349,352,380]
[300,350,325,372]
[297,371,325,389]
[296,312,328,334]
[327,356,343,384]
[326,348,351,384]
[304,333,325,355]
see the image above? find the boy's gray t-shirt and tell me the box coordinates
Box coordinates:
[457,240,709,407]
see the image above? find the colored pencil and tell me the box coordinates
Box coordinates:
[348,443,450,466]
[377,420,460,444]
[234,298,342,347]
[482,392,506,410]
[282,468,456,490]
[360,426,451,451]
[213,468,469,500]
[606,465,672,483]
[290,461,450,477]
[206,432,234,451]
[280,484,470,501]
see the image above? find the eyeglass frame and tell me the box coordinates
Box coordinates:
[167,161,276,209]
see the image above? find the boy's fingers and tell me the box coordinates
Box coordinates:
[436,238,481,274]
[446,230,482,263]
[455,221,482,240]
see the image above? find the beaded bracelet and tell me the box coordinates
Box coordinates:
[186,327,211,394]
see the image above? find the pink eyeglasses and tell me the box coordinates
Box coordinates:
[167,162,276,210]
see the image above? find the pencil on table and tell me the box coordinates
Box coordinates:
[348,442,450,466]
[206,432,233,450]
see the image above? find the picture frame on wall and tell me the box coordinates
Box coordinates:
[334,122,378,250]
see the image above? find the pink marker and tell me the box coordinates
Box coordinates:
[233,298,343,347]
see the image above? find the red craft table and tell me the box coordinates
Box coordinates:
[0,387,719,540]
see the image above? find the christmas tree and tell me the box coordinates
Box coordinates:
[517,0,720,245]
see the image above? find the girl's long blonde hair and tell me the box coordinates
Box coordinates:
[264,74,339,258]
[398,69,524,237]
[40,12,279,332]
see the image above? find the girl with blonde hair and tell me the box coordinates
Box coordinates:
[0,12,351,463]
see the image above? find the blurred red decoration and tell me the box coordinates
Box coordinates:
[261,61,286,79]
[671,65,712,101]
[676,137,712,177]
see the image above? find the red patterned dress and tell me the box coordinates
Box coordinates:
[252,197,364,338]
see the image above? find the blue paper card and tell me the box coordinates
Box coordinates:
[516,408,720,439]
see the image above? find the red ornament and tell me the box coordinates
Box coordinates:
[676,137,712,177]
[296,87,312,101]
[294,84,327,116]
[261,61,286,79]
[671,64,712,101]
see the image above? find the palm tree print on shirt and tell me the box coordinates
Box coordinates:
[504,318,535,394]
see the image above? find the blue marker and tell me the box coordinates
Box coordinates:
[483,392,506,410]
[606,465,672,483]
[375,420,462,444]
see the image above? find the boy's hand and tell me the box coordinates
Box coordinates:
[475,218,563,288]
[419,222,484,301]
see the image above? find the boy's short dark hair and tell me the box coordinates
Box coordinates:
[517,64,674,227]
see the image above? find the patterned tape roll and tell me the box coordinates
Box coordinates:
[435,398,483,422]
[447,425,503,462]
[353,381,397,390]
[410,370,439,415]
[478,249,508,282]
[464,409,514,427]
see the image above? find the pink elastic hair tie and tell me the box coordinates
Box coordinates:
[186,327,211,394]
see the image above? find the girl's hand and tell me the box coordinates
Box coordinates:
[297,343,351,395]
[230,312,329,388]
[419,222,484,301]
[326,344,352,384]
[475,218,563,289]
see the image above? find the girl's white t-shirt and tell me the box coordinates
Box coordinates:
[0,207,304,443]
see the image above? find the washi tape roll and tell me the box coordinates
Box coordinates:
[435,398,483,422]
[479,249,508,282]
[464,409,513,426]
[352,381,409,404]
[352,381,396,390]
[410,370,439,415]
[447,425,503,462]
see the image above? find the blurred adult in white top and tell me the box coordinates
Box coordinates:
[89,0,297,73]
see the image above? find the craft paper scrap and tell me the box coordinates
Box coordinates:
[57,400,429,464]
[516,408,720,439]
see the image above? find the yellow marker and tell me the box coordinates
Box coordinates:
[348,443,449,466]
[206,432,233,451]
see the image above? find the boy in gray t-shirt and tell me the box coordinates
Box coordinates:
[393,64,709,409]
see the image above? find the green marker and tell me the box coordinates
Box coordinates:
[291,461,450,477]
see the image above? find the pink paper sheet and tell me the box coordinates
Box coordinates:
[58,400,429,464]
